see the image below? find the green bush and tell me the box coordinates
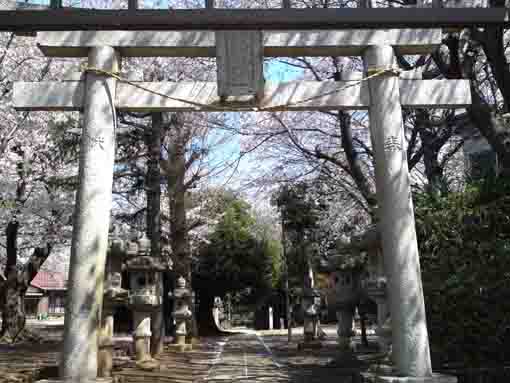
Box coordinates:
[415,177,510,366]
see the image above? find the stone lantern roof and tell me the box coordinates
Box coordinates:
[125,255,167,272]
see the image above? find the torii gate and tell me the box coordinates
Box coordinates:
[13,21,470,383]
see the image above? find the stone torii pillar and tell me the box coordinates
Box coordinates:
[59,46,119,382]
[363,45,433,380]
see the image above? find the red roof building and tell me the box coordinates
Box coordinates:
[30,271,67,291]
[25,271,67,318]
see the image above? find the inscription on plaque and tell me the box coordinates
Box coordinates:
[383,135,402,152]
[216,31,264,100]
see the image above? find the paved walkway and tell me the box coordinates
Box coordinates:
[202,332,365,383]
[112,331,367,382]
[206,333,288,382]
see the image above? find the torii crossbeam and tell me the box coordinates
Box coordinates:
[0,7,507,32]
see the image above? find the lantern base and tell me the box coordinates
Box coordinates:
[135,358,161,371]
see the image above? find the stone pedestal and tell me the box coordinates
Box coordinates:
[133,310,152,362]
[298,287,322,350]
[363,276,391,355]
[98,272,128,378]
[168,276,192,352]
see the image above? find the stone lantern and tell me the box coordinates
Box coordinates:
[168,276,192,351]
[299,286,322,349]
[361,246,391,355]
[333,267,360,350]
[125,234,166,368]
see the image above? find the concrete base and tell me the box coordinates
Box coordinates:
[361,373,457,383]
[167,343,193,352]
[297,340,322,351]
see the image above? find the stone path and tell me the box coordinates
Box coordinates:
[112,331,366,382]
[203,332,363,383]
[206,333,288,382]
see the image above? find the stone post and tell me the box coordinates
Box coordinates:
[133,311,152,361]
[60,46,119,382]
[268,306,273,330]
[169,276,192,351]
[364,45,432,378]
[97,306,115,378]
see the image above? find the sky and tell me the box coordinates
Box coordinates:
[205,59,303,195]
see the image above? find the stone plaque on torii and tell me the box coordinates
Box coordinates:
[13,20,470,383]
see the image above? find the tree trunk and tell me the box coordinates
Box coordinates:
[338,111,378,211]
[146,112,164,357]
[1,283,26,343]
[434,31,510,177]
[167,114,189,282]
[1,221,51,343]
[475,0,510,113]
[468,88,510,177]
[166,113,198,340]
[416,110,447,195]
[281,219,292,342]
[1,149,51,343]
